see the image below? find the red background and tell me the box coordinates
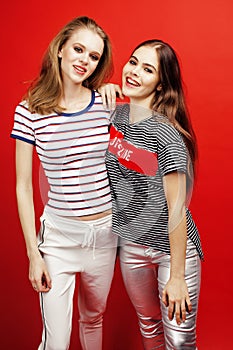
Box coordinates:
[1,1,232,349]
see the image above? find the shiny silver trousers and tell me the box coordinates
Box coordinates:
[120,238,201,350]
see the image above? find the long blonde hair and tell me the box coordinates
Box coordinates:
[25,16,113,115]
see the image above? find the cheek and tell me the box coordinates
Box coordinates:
[90,61,99,73]
[122,66,129,84]
[122,64,128,76]
[145,77,158,92]
[60,51,72,65]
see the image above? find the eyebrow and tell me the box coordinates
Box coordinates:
[131,55,157,71]
[73,42,102,56]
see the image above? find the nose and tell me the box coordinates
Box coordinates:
[131,66,140,76]
[79,52,88,65]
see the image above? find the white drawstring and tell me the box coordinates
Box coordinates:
[81,224,97,260]
[92,227,97,260]
[81,215,112,260]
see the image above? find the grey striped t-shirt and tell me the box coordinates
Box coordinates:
[106,104,203,259]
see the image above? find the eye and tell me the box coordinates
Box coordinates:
[74,46,82,53]
[144,67,153,74]
[90,54,99,61]
[129,59,137,65]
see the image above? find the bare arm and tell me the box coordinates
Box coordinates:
[161,172,191,325]
[16,139,51,292]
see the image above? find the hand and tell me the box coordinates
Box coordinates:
[162,277,192,325]
[29,252,52,293]
[98,83,124,110]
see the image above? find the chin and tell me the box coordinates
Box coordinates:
[122,86,136,98]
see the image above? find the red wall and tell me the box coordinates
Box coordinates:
[1,1,233,349]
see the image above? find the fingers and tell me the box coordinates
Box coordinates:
[167,298,182,324]
[29,255,52,293]
[180,300,187,322]
[31,280,51,293]
[163,293,192,325]
[31,273,52,293]
[174,301,183,325]
[104,84,117,110]
[162,290,168,306]
[115,85,124,100]
[101,90,107,110]
[167,301,175,321]
[43,271,52,289]
[186,297,192,313]
[98,83,124,110]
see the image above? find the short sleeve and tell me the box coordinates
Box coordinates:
[10,102,35,145]
[157,122,187,176]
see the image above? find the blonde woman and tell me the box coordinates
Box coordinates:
[11,16,118,350]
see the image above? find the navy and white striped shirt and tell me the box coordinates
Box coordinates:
[11,91,112,217]
[106,104,203,259]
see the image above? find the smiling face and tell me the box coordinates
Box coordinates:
[122,45,162,108]
[58,28,104,87]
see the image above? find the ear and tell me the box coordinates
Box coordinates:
[157,83,162,91]
[58,49,63,58]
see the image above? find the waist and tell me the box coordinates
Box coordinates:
[62,209,112,221]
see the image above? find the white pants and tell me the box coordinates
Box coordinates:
[37,210,118,350]
[120,238,201,350]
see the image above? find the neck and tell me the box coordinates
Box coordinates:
[129,99,153,124]
[60,84,91,112]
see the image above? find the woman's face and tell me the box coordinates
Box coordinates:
[58,28,104,87]
[122,45,161,108]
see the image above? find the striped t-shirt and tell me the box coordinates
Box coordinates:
[105,104,203,259]
[11,91,112,217]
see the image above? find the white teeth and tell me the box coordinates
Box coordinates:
[75,66,86,73]
[127,77,139,86]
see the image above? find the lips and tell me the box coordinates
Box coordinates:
[125,76,140,87]
[73,65,87,74]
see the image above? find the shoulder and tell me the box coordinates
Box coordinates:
[14,100,33,120]
[112,103,129,123]
[93,90,105,106]
[151,113,185,146]
[14,100,56,124]
[15,100,29,112]
[93,90,101,100]
[89,90,103,108]
[92,90,111,115]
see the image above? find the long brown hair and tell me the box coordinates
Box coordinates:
[25,16,113,115]
[132,40,198,186]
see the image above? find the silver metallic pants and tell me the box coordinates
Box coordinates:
[120,238,201,350]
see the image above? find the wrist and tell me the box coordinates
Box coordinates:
[170,272,185,279]
[27,248,41,260]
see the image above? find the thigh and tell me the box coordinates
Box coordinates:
[158,239,201,349]
[39,257,76,349]
[40,269,76,320]
[38,219,77,333]
[78,246,117,318]
[120,241,161,318]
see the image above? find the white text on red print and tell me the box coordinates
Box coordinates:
[109,137,133,161]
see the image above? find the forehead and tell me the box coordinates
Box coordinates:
[67,28,104,54]
[132,46,159,67]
